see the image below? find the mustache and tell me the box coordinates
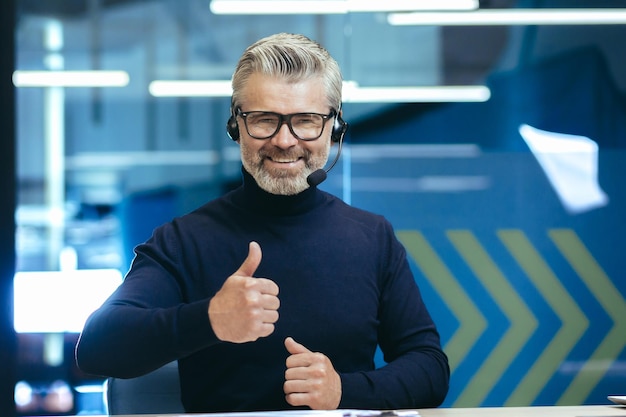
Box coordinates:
[259,147,311,161]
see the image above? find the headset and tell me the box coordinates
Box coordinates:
[226,108,348,143]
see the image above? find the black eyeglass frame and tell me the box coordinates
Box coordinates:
[235,108,337,141]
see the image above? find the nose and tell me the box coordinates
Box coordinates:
[270,122,298,149]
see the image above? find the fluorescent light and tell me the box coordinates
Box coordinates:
[388,9,626,26]
[149,80,232,97]
[66,150,221,169]
[13,70,130,87]
[342,84,491,103]
[211,1,346,14]
[13,269,123,333]
[210,0,477,15]
[347,0,478,12]
[149,79,490,103]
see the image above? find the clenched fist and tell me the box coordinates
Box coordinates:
[208,241,280,343]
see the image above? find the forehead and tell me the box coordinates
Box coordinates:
[238,72,329,113]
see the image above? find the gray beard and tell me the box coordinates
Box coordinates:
[251,169,312,195]
[240,141,331,196]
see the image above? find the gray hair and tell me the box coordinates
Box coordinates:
[231,33,343,112]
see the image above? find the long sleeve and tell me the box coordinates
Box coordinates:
[338,232,450,409]
[75,223,221,378]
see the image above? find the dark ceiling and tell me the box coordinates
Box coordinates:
[19,0,626,19]
[18,0,142,18]
[16,0,527,19]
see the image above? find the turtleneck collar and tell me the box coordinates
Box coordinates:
[236,168,324,216]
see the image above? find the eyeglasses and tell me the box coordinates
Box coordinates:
[236,108,336,141]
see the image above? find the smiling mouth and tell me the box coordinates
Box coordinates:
[266,155,304,165]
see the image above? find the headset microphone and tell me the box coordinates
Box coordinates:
[306,169,328,188]
[306,128,345,187]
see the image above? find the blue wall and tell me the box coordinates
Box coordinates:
[322,47,626,407]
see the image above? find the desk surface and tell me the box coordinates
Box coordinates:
[419,405,626,417]
[113,405,626,417]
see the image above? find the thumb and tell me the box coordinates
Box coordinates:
[237,241,262,277]
[285,337,310,355]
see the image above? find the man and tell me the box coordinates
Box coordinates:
[75,32,449,412]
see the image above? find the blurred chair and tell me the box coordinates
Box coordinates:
[104,361,184,415]
[118,186,179,271]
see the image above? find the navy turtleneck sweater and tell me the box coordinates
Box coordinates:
[76,170,449,412]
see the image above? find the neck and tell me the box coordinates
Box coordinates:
[240,168,321,216]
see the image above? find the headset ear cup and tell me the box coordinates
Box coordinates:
[226,115,239,141]
[331,114,348,143]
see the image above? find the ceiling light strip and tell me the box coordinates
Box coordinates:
[343,85,491,103]
[388,9,626,26]
[149,80,233,97]
[348,0,478,12]
[209,0,478,15]
[149,80,490,103]
[211,1,346,15]
[13,70,130,87]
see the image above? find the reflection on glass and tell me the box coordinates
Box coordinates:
[519,123,609,214]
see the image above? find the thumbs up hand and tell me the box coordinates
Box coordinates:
[208,242,280,343]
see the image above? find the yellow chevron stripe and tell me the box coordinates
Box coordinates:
[448,230,537,407]
[396,230,486,371]
[498,229,589,406]
[549,229,626,405]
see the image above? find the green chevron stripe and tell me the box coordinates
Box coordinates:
[448,230,537,407]
[396,230,486,371]
[549,229,626,405]
[498,229,589,406]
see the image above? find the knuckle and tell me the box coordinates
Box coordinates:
[311,352,325,362]
[243,308,260,323]
[244,291,260,305]
[311,364,327,378]
[313,377,323,387]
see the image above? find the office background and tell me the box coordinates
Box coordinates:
[2,0,626,415]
